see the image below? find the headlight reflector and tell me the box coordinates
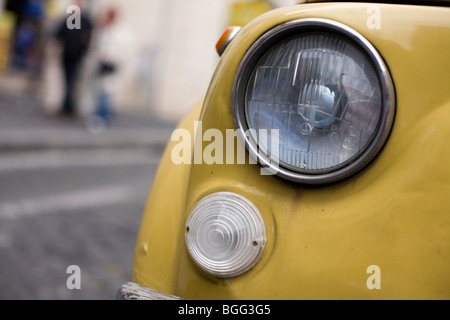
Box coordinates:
[233,19,395,183]
[185,192,266,278]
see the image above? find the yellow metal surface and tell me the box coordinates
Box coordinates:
[133,3,450,299]
[229,0,274,26]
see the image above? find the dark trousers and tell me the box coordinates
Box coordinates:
[62,57,82,115]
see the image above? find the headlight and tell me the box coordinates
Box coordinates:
[233,19,395,184]
[185,192,266,278]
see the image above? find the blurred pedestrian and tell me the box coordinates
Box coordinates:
[86,6,132,133]
[13,20,37,69]
[55,0,93,116]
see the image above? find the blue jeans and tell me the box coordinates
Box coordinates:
[95,90,115,123]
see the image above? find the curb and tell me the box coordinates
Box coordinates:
[0,128,173,151]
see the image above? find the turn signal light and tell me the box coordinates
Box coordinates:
[216,26,241,56]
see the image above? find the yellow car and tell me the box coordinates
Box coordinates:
[118,0,450,300]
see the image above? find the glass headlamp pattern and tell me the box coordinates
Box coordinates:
[233,19,395,184]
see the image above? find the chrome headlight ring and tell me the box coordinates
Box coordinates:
[232,19,395,184]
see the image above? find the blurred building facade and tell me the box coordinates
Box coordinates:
[0,0,298,122]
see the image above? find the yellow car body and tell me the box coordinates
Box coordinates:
[121,1,450,300]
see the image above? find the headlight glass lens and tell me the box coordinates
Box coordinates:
[185,192,266,278]
[233,19,395,183]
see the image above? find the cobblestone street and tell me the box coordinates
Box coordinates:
[0,88,174,299]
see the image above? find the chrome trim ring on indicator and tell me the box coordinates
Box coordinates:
[232,18,396,184]
[185,192,266,278]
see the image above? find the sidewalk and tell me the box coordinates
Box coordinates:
[0,90,176,152]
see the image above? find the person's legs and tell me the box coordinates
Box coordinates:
[86,88,114,134]
[96,88,114,123]
[62,58,80,115]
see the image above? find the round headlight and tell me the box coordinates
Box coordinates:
[233,19,395,184]
[185,192,266,278]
